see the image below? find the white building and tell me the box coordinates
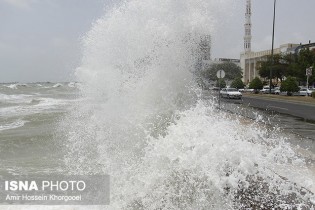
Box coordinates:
[240,43,299,84]
[239,0,311,84]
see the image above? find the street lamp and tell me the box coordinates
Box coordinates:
[269,0,277,94]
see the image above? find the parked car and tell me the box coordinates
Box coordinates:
[260,85,275,94]
[299,88,313,96]
[245,88,255,93]
[220,88,242,99]
[239,88,254,93]
[238,88,244,92]
[274,87,280,95]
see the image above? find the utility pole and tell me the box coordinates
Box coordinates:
[269,0,277,94]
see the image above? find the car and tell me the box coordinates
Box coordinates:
[299,88,313,96]
[260,86,275,94]
[209,87,220,91]
[239,88,254,93]
[274,87,291,95]
[274,87,280,95]
[245,88,255,93]
[220,88,242,99]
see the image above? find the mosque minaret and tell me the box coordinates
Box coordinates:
[244,0,252,53]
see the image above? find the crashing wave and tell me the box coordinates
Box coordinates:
[0,120,28,132]
[5,83,28,89]
[59,0,315,209]
[53,83,63,88]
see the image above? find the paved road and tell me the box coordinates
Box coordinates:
[242,95,315,122]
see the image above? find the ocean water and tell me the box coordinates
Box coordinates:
[1,0,315,209]
[0,82,79,176]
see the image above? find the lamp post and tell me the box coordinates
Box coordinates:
[269,0,277,94]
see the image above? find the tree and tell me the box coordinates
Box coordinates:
[256,49,315,86]
[216,79,226,88]
[280,76,299,96]
[202,62,243,81]
[230,78,245,89]
[257,54,290,83]
[249,77,263,93]
[294,48,315,85]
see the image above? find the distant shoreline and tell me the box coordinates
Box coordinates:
[0,81,78,84]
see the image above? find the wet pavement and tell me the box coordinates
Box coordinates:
[242,95,315,121]
[202,90,315,154]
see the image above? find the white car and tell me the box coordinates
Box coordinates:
[299,88,313,96]
[260,86,275,94]
[239,88,254,93]
[274,87,280,95]
[220,88,242,99]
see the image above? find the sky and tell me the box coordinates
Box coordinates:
[212,0,315,61]
[0,0,315,83]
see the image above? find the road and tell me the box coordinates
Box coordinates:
[242,95,315,122]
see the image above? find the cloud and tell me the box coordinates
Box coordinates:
[3,0,38,9]
[252,35,274,52]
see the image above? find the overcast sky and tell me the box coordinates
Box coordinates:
[1,0,315,83]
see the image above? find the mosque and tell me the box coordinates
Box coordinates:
[240,0,315,84]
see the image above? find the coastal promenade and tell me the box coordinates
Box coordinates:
[242,94,315,121]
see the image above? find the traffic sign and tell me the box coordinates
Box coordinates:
[216,70,225,79]
[306,67,313,76]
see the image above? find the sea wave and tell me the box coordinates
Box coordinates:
[114,100,314,209]
[0,97,71,117]
[53,83,63,88]
[4,83,28,89]
[59,0,315,208]
[0,119,28,132]
[0,93,33,104]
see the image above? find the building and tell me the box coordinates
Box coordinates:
[294,42,315,54]
[214,58,240,66]
[240,43,299,84]
[240,0,315,84]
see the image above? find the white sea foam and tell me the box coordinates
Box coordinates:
[53,83,63,88]
[0,97,71,117]
[67,82,77,88]
[5,83,28,89]
[58,0,315,209]
[0,93,33,104]
[0,119,28,132]
[2,0,312,209]
[111,101,313,208]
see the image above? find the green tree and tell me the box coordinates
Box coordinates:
[202,62,243,81]
[216,79,226,88]
[230,78,245,89]
[256,49,315,86]
[249,77,263,93]
[280,76,299,96]
[294,48,315,85]
[257,54,290,83]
